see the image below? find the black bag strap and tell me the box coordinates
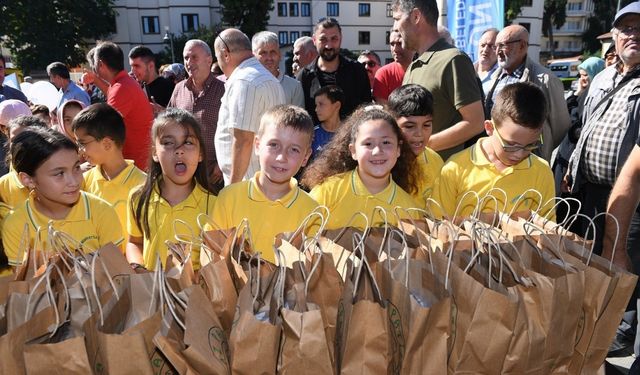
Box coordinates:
[587,67,640,118]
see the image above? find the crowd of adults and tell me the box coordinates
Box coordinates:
[2,0,640,362]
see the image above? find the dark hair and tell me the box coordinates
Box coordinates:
[11,127,78,176]
[72,103,126,147]
[30,104,50,117]
[392,0,439,26]
[94,42,125,72]
[0,56,5,66]
[132,108,214,235]
[46,62,71,79]
[387,84,434,117]
[491,82,547,130]
[314,17,342,34]
[128,45,157,72]
[258,104,315,146]
[314,85,345,106]
[8,115,48,133]
[359,50,381,65]
[301,106,419,194]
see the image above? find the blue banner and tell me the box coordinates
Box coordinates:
[447,0,504,63]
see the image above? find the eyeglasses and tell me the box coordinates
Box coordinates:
[494,39,522,51]
[361,61,378,68]
[217,34,231,53]
[616,25,640,36]
[76,139,97,150]
[493,124,543,153]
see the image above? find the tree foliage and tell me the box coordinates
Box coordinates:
[0,0,116,73]
[542,0,568,59]
[582,0,634,54]
[219,0,274,38]
[505,0,526,24]
[157,25,220,66]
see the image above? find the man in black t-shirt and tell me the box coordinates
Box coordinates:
[128,46,175,112]
[296,18,371,123]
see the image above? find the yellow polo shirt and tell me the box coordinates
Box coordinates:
[310,169,419,230]
[211,173,319,264]
[414,147,444,209]
[1,191,124,266]
[432,139,556,220]
[127,182,216,270]
[82,161,146,240]
[0,171,29,208]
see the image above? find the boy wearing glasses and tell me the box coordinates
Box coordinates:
[73,103,146,241]
[432,82,555,219]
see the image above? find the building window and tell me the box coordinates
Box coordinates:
[327,2,339,17]
[522,0,533,6]
[302,31,311,37]
[278,2,287,16]
[290,3,299,16]
[301,2,311,16]
[567,2,583,10]
[279,31,289,45]
[290,31,300,41]
[385,31,391,44]
[141,16,159,34]
[181,14,199,32]
[386,3,393,17]
[359,3,371,16]
[358,31,370,45]
[519,22,530,32]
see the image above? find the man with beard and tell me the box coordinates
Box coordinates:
[297,18,371,123]
[373,30,415,104]
[392,0,484,159]
[485,25,569,161]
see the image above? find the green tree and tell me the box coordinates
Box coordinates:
[219,0,274,38]
[0,0,116,74]
[157,25,219,66]
[542,0,568,59]
[505,0,526,24]
[581,0,633,54]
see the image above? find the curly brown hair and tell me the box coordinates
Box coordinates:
[301,106,420,194]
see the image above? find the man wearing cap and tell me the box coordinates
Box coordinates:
[297,18,371,123]
[0,56,28,104]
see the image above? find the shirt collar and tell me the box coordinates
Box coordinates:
[149,181,209,209]
[501,61,526,80]
[470,138,532,170]
[247,172,300,208]
[110,70,130,85]
[25,191,92,230]
[186,71,216,92]
[91,160,138,183]
[349,169,398,204]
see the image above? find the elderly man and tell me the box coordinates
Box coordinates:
[485,25,569,161]
[214,28,285,185]
[373,30,415,104]
[474,28,499,95]
[292,36,318,75]
[0,56,28,104]
[357,50,381,90]
[129,46,175,109]
[47,62,91,108]
[392,0,484,158]
[567,2,640,258]
[298,18,371,123]
[86,42,153,170]
[252,31,304,107]
[168,39,225,186]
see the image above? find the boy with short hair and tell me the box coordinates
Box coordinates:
[388,84,443,209]
[211,104,319,263]
[312,85,344,158]
[72,103,146,239]
[432,82,555,219]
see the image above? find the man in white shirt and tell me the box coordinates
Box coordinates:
[214,28,286,185]
[251,31,304,107]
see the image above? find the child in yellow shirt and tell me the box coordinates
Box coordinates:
[211,105,319,263]
[387,84,443,209]
[2,127,123,268]
[126,109,216,271]
[432,82,555,219]
[0,115,49,208]
[72,103,146,241]
[301,106,419,229]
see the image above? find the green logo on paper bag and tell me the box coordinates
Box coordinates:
[387,301,405,375]
[208,326,230,367]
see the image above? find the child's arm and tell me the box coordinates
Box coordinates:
[126,236,145,265]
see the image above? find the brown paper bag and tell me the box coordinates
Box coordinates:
[24,336,92,374]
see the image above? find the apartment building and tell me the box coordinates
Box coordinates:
[540,0,594,58]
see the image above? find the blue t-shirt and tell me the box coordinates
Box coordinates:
[312,125,336,159]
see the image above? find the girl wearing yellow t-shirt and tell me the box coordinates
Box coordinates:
[301,106,420,229]
[126,109,216,271]
[1,127,123,268]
